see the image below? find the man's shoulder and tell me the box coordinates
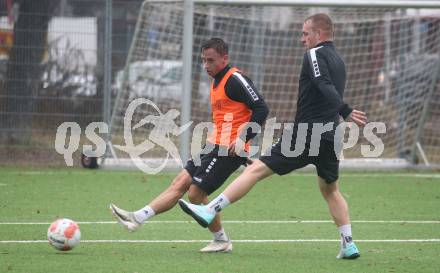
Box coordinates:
[306,45,329,59]
[306,44,342,67]
[226,70,254,87]
[224,69,262,103]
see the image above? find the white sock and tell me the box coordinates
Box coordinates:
[338,224,353,247]
[213,228,229,241]
[134,205,156,223]
[207,193,230,213]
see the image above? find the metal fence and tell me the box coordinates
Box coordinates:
[0,0,439,168]
[0,0,141,166]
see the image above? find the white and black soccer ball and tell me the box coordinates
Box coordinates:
[47,218,81,251]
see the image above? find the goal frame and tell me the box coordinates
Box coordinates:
[103,0,440,171]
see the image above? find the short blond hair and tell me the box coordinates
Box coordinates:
[305,13,333,37]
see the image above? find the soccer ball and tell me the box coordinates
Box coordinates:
[47,218,81,251]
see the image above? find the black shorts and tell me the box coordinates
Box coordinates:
[185,145,247,195]
[259,138,339,183]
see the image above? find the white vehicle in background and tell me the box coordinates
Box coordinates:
[114,60,210,101]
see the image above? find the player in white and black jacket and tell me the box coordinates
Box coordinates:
[296,40,352,141]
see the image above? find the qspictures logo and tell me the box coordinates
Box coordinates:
[55,98,386,174]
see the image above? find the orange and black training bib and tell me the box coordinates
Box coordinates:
[208,67,252,150]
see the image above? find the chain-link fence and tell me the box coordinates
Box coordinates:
[0,0,439,168]
[0,0,142,166]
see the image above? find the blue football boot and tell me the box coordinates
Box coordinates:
[178,199,215,228]
[337,242,360,259]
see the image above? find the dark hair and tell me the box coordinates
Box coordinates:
[201,38,228,56]
[305,13,333,37]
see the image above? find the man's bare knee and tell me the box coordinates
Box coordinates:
[187,185,208,204]
[168,172,192,197]
[244,159,273,180]
[318,177,339,199]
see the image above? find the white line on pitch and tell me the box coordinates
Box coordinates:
[289,173,440,179]
[1,239,440,244]
[1,220,440,225]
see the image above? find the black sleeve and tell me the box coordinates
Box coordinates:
[305,51,352,120]
[224,72,269,142]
